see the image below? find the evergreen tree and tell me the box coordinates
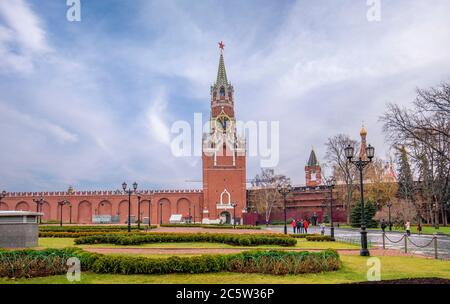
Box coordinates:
[350,200,378,228]
[397,146,415,201]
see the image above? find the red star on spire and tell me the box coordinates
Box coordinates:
[218,41,225,51]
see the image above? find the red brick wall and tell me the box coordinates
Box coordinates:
[0,190,203,224]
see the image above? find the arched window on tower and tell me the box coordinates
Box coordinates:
[220,87,225,97]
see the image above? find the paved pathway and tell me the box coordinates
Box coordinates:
[85,247,424,258]
[263,226,450,260]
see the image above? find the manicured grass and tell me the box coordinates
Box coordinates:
[2,255,449,284]
[326,224,450,235]
[37,238,359,250]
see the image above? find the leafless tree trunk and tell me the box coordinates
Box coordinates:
[325,134,359,224]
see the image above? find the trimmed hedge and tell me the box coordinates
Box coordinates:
[39,231,143,238]
[160,224,261,230]
[305,235,334,242]
[289,234,334,242]
[39,225,156,232]
[289,234,312,239]
[227,249,341,275]
[74,233,297,247]
[0,248,341,277]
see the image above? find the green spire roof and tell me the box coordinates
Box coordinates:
[307,149,318,167]
[216,52,228,86]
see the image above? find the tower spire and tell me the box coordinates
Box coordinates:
[216,41,228,86]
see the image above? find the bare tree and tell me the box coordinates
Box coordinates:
[249,169,291,225]
[380,83,450,225]
[325,134,359,223]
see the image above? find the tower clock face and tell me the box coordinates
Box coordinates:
[216,115,230,132]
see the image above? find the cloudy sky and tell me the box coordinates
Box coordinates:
[0,0,449,192]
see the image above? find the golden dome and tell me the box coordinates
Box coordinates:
[360,126,367,136]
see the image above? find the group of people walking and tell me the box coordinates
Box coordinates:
[291,219,309,234]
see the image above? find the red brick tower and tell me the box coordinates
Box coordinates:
[305,148,321,187]
[202,43,246,224]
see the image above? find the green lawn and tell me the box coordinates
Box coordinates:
[327,224,450,235]
[2,255,449,284]
[37,238,360,250]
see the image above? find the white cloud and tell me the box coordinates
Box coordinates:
[1,0,449,190]
[146,89,171,145]
[0,0,50,73]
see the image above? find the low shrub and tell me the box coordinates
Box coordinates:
[305,235,334,242]
[227,249,341,275]
[0,248,80,278]
[39,231,143,238]
[0,248,340,277]
[39,225,156,232]
[160,224,261,230]
[289,234,313,239]
[74,233,297,247]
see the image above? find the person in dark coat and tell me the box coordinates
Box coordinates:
[380,219,387,233]
[296,219,302,234]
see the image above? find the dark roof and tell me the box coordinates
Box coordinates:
[307,149,318,167]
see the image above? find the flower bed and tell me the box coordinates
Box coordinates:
[74,233,297,247]
[0,248,341,277]
[0,249,75,278]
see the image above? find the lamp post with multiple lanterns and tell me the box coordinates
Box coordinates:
[345,143,375,256]
[57,200,70,227]
[277,184,292,235]
[324,176,336,241]
[122,182,138,233]
[32,194,45,224]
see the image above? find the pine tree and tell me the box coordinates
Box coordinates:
[350,200,378,228]
[397,146,415,201]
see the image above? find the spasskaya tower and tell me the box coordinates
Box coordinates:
[201,42,246,224]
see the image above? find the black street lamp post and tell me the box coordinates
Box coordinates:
[231,203,237,228]
[387,202,392,231]
[193,205,196,224]
[58,200,70,227]
[148,199,152,227]
[189,204,192,224]
[32,194,45,224]
[122,182,138,233]
[69,205,72,224]
[277,184,292,235]
[137,194,141,229]
[159,201,163,225]
[325,177,336,241]
[345,143,375,257]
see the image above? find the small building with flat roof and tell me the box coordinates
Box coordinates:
[0,211,43,248]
